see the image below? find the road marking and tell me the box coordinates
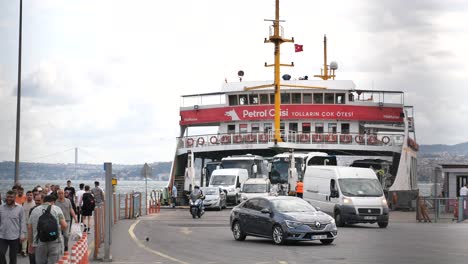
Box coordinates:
[180,227,192,235]
[129,219,189,264]
[278,262,289,264]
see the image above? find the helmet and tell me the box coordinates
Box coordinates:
[194,185,200,189]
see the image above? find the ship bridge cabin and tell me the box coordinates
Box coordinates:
[177,80,417,160]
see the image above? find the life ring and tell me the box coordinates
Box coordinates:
[186,138,194,147]
[381,136,390,145]
[244,134,256,142]
[326,134,337,143]
[209,136,219,144]
[258,134,268,143]
[220,135,231,144]
[355,135,364,144]
[299,133,310,143]
[312,134,323,142]
[197,137,205,146]
[233,135,243,143]
[340,134,352,143]
[368,135,378,145]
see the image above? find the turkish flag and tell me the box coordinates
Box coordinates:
[294,44,303,52]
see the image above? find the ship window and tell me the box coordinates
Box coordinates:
[341,123,350,134]
[325,93,335,104]
[239,95,248,105]
[240,124,248,133]
[328,123,337,133]
[228,125,236,134]
[229,95,238,106]
[302,123,311,133]
[292,93,302,104]
[264,123,272,133]
[303,93,312,104]
[270,94,275,104]
[260,94,269,104]
[252,123,260,133]
[281,93,291,104]
[336,93,345,104]
[289,123,298,132]
[313,93,323,104]
[280,123,285,130]
[249,94,259,105]
[315,123,324,133]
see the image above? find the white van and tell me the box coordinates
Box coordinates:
[209,168,249,204]
[240,178,272,201]
[302,166,389,228]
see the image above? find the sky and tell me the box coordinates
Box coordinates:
[1,0,468,165]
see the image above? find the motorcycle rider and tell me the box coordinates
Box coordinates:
[189,185,205,214]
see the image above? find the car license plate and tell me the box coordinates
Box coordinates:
[364,216,377,220]
[311,235,327,240]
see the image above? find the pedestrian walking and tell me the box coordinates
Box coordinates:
[75,184,85,224]
[91,181,104,206]
[21,191,36,258]
[28,195,67,264]
[27,193,44,264]
[172,185,178,208]
[0,190,27,264]
[55,189,77,252]
[81,186,95,233]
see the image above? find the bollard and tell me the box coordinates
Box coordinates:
[125,193,128,219]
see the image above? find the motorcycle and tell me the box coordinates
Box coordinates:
[189,197,204,218]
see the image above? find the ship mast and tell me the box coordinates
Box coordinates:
[244,0,327,143]
[314,35,337,80]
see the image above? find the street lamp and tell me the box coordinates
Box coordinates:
[14,0,23,184]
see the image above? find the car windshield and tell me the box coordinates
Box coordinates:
[271,199,316,213]
[210,175,235,186]
[338,178,383,197]
[201,188,218,195]
[242,184,267,193]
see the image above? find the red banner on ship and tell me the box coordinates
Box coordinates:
[180,105,403,125]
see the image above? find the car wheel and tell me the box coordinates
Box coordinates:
[320,239,334,245]
[378,221,388,228]
[335,210,345,227]
[272,225,287,245]
[232,221,246,241]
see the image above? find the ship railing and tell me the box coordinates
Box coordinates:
[177,132,405,149]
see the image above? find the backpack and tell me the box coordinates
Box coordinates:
[37,205,59,242]
[83,193,95,211]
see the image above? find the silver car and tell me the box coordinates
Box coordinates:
[201,187,227,211]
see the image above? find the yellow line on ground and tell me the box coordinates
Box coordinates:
[278,261,289,264]
[129,219,189,264]
[88,239,94,257]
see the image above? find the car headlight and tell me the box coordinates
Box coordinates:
[343,197,353,204]
[330,218,335,225]
[285,220,303,228]
[382,198,388,206]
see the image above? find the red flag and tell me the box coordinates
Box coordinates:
[294,44,303,52]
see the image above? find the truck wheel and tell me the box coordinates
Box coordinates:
[335,211,345,227]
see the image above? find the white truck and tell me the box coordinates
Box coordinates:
[208,168,249,204]
[302,166,389,228]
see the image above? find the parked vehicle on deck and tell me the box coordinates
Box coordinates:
[230,196,338,245]
[209,168,249,204]
[240,178,272,201]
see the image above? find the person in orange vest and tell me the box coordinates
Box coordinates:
[296,181,304,198]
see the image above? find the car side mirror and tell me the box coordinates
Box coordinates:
[253,164,258,174]
[315,206,321,211]
[330,190,339,198]
[237,182,241,188]
[260,208,271,214]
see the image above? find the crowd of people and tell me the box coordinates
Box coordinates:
[0,180,105,264]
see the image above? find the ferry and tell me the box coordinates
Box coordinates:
[168,0,418,207]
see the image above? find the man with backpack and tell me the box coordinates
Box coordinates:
[28,195,67,264]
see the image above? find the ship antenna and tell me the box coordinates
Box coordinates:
[314,35,338,80]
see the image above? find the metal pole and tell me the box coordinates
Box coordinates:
[104,162,112,261]
[14,0,23,184]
